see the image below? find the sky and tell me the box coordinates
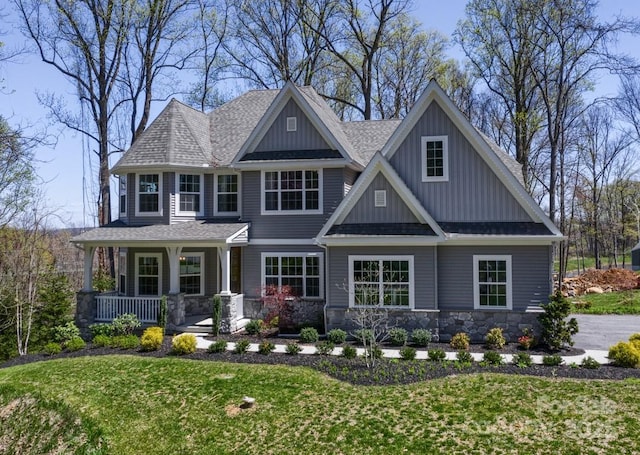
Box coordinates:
[1,0,639,227]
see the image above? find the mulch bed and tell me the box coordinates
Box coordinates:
[3,335,640,385]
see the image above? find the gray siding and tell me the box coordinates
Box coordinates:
[389,101,531,222]
[342,172,419,224]
[242,168,344,239]
[242,244,325,299]
[255,99,330,152]
[437,245,552,312]
[326,246,436,310]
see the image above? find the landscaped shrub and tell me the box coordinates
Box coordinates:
[341,345,357,359]
[208,340,228,353]
[410,328,432,347]
[43,342,62,356]
[428,348,446,362]
[353,329,374,345]
[485,327,506,349]
[258,340,276,355]
[211,295,222,337]
[327,328,347,344]
[53,321,81,345]
[299,327,319,344]
[581,356,600,369]
[244,319,263,335]
[366,345,383,360]
[450,332,470,350]
[285,342,302,355]
[91,334,112,348]
[140,327,164,351]
[111,313,141,336]
[111,335,140,350]
[388,328,408,346]
[608,342,640,368]
[399,346,417,360]
[65,336,86,352]
[456,350,474,365]
[542,354,564,366]
[629,333,640,343]
[315,341,334,355]
[481,351,504,366]
[172,333,197,355]
[517,329,535,350]
[89,323,113,338]
[539,290,578,350]
[233,339,250,354]
[512,352,533,368]
[158,295,168,333]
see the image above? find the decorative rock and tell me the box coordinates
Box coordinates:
[586,286,604,294]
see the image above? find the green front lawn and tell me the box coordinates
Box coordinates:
[571,290,640,314]
[1,356,640,454]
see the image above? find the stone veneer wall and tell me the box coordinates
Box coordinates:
[184,295,211,316]
[243,298,325,330]
[76,291,98,338]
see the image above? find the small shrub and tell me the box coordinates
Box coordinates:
[92,334,112,348]
[89,323,113,338]
[208,340,228,353]
[111,335,140,350]
[43,342,62,356]
[211,295,222,337]
[482,351,504,366]
[285,342,302,355]
[399,346,416,360]
[315,341,335,355]
[53,321,81,345]
[299,327,319,344]
[485,327,506,350]
[512,352,533,368]
[456,350,474,365]
[542,354,564,366]
[327,329,347,344]
[581,356,600,369]
[629,333,640,343]
[158,295,168,333]
[172,333,197,355]
[388,328,408,346]
[234,339,251,354]
[140,326,164,351]
[428,348,446,362]
[450,332,470,351]
[111,313,141,336]
[539,290,578,350]
[353,329,374,345]
[608,342,640,368]
[258,340,276,355]
[65,336,86,352]
[244,319,263,335]
[342,345,357,359]
[410,328,432,347]
[365,345,383,360]
[518,335,534,350]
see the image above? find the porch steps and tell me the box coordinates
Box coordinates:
[179,317,251,334]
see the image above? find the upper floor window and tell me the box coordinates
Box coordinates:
[176,174,202,216]
[421,136,448,182]
[473,255,512,310]
[136,174,162,216]
[215,174,239,215]
[262,170,322,214]
[119,175,127,215]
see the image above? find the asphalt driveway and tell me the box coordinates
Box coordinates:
[571,314,640,350]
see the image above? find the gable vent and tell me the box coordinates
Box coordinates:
[374,190,387,207]
[286,116,297,132]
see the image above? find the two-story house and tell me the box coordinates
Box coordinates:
[72,80,563,341]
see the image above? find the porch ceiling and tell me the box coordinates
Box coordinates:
[71,220,249,247]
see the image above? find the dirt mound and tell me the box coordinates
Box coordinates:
[562,268,640,296]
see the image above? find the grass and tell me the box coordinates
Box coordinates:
[1,356,640,454]
[555,255,632,273]
[571,290,640,314]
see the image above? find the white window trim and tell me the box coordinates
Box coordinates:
[260,252,324,299]
[348,255,414,309]
[260,169,323,215]
[473,255,512,310]
[119,175,127,216]
[134,253,162,296]
[214,173,241,216]
[286,116,297,132]
[180,252,205,296]
[421,135,449,182]
[135,173,163,217]
[175,173,204,217]
[118,251,127,296]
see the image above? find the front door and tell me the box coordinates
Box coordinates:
[230,246,242,294]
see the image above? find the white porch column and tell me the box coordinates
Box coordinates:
[82,246,96,291]
[218,245,231,295]
[166,246,183,294]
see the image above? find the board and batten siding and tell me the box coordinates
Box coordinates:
[389,101,532,222]
[254,99,330,152]
[437,245,552,312]
[242,168,344,239]
[242,244,325,299]
[342,172,419,224]
[326,246,436,310]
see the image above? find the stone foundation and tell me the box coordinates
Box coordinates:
[243,298,325,330]
[75,291,99,338]
[438,310,542,343]
[184,295,211,316]
[326,307,440,340]
[165,293,185,332]
[219,293,241,333]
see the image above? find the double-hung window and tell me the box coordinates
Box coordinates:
[349,256,413,308]
[473,255,512,309]
[421,136,448,182]
[118,251,127,295]
[215,174,239,215]
[262,170,321,214]
[137,174,161,215]
[262,253,322,298]
[119,176,127,215]
[176,174,202,216]
[179,253,203,295]
[135,253,162,296]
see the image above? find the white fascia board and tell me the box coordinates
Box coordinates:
[226,225,250,244]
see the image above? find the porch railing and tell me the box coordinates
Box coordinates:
[95,295,161,323]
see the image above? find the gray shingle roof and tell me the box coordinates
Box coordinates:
[342,120,402,164]
[439,222,553,236]
[327,223,437,236]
